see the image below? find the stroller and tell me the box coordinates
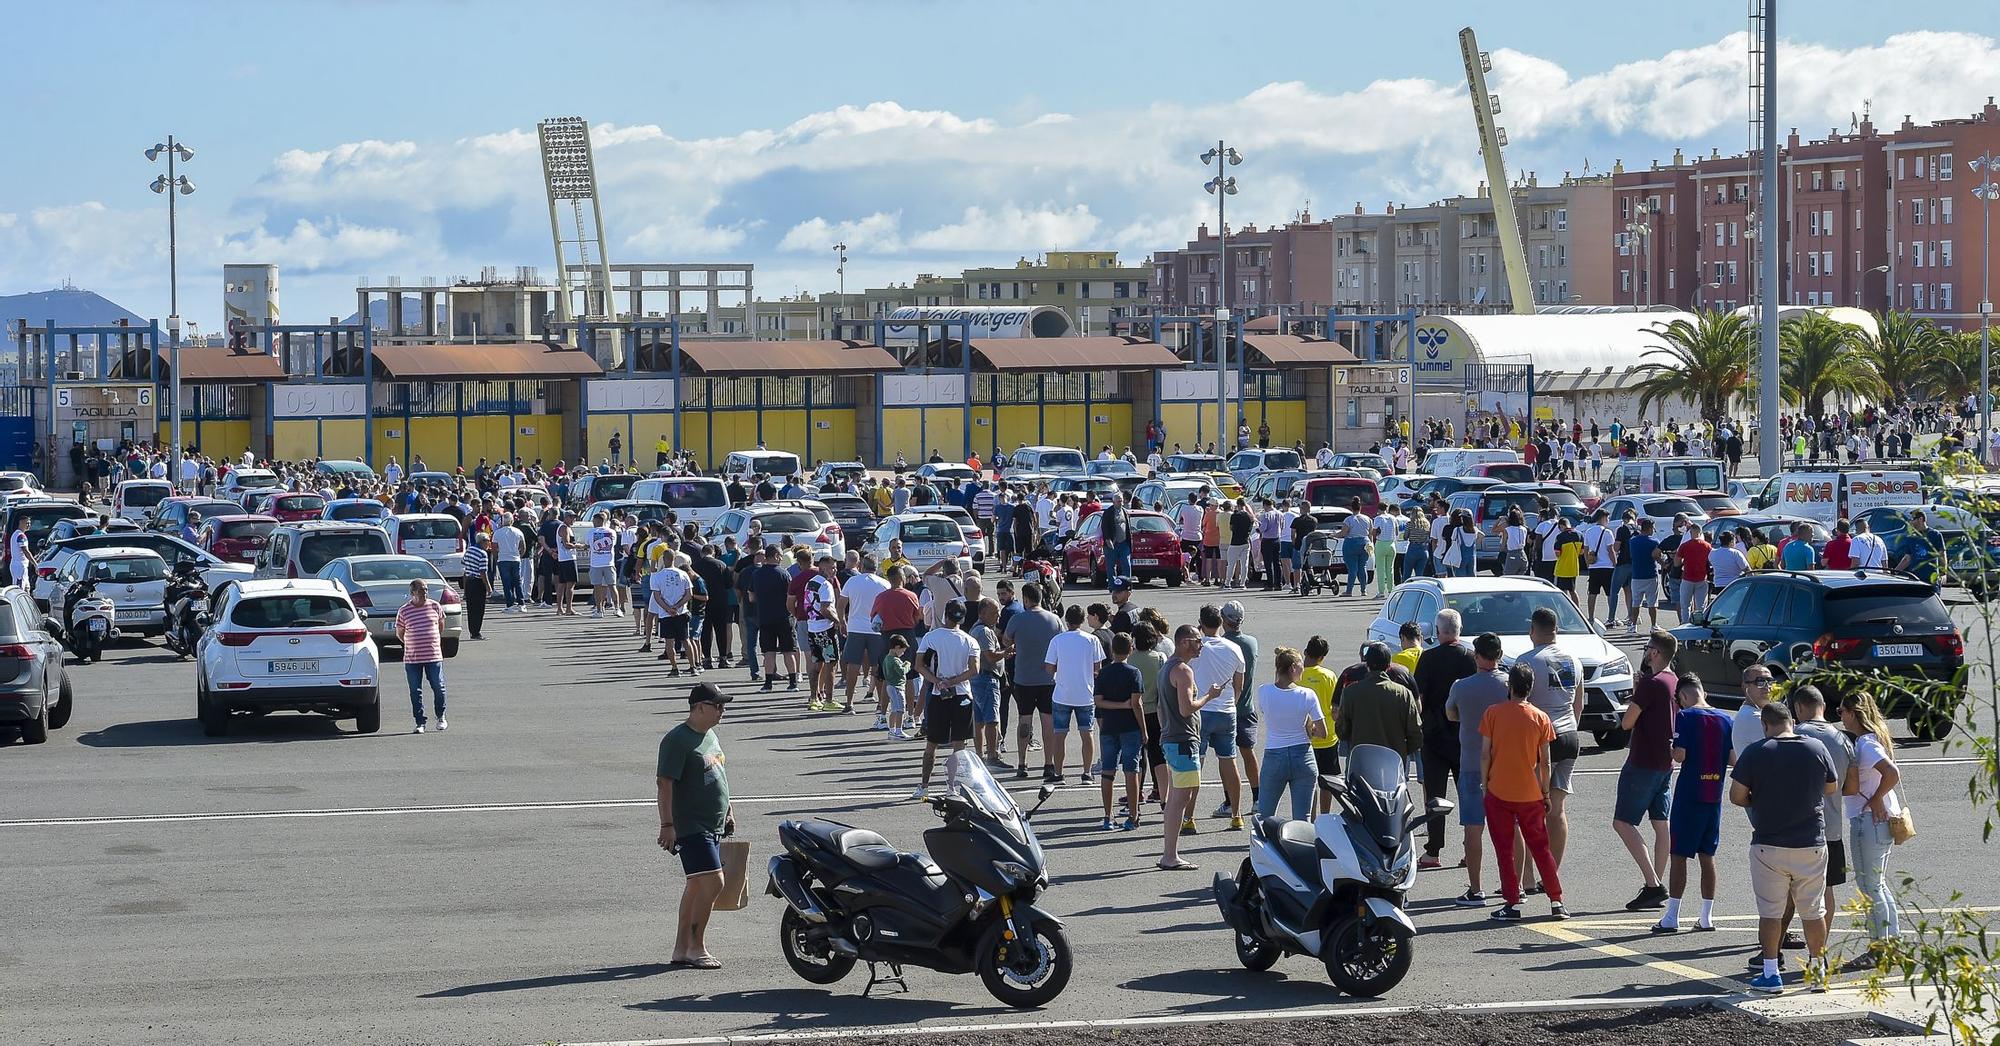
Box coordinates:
[1297,528,1342,596]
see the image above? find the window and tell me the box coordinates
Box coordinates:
[1807,253,1820,277]
[1942,198,1954,224]
[1942,284,1955,310]
[1914,199,1926,225]
[1557,245,1565,266]
[1833,169,1846,190]
[1136,281,1148,297]
[1855,210,1862,230]
[1809,212,1821,236]
[1715,222,1725,247]
[1667,270,1676,290]
[1734,183,1748,202]
[1621,198,1632,219]
[1556,208,1568,230]
[976,283,988,299]
[1079,282,1091,299]
[1811,170,1823,190]
[1822,250,1833,274]
[1912,241,1923,267]
[1055,282,1066,294]
[1854,250,1862,272]
[1942,240,1954,266]
[1897,156,1907,180]
[1621,270,1632,292]
[1558,279,1568,299]
[1729,222,1739,246]
[1822,208,1833,233]
[1942,152,1955,179]
[1728,260,1739,284]
[1113,281,1129,298]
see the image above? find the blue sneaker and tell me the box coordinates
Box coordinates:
[1748,972,1785,994]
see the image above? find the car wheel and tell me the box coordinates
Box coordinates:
[1592,728,1630,751]
[1908,706,1955,742]
[198,681,228,738]
[441,638,460,659]
[353,692,381,734]
[1165,571,1183,587]
[48,674,74,730]
[20,694,49,744]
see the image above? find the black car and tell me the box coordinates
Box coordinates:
[815,493,878,539]
[2,501,91,566]
[1670,569,1963,740]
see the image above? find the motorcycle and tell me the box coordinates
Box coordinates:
[767,750,1070,1008]
[1212,744,1449,997]
[163,569,209,659]
[63,577,116,664]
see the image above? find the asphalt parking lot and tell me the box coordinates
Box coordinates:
[1,575,1993,1046]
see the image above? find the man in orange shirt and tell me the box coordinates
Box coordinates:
[1480,663,1568,921]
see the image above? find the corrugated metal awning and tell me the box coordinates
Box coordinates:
[961,336,1182,372]
[164,346,287,383]
[675,340,899,377]
[1242,334,1359,367]
[370,341,603,380]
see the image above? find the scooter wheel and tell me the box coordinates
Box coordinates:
[976,915,1071,1008]
[779,907,854,985]
[1322,915,1414,997]
[1233,860,1282,972]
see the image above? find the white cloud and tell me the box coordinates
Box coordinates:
[218,218,412,271]
[908,205,1102,252]
[777,213,903,253]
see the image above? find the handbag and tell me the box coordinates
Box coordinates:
[1888,803,1917,846]
[714,839,752,911]
[1441,528,1464,569]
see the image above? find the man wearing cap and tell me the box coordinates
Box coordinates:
[1107,577,1144,635]
[658,683,734,969]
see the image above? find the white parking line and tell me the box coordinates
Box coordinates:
[0,757,1975,830]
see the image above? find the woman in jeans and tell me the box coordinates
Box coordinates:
[1501,507,1530,576]
[1255,647,1328,820]
[1840,692,1905,941]
[1401,504,1433,581]
[1340,497,1371,596]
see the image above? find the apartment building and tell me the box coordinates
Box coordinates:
[1884,100,2000,327]
[1785,125,1889,311]
[1149,219,1333,314]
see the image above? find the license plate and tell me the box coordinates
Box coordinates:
[269,659,321,673]
[1134,557,1159,566]
[88,618,108,633]
[1875,643,1923,658]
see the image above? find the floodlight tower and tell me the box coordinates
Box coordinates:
[537,117,616,327]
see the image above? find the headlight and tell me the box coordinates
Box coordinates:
[995,861,1033,886]
[1597,657,1632,680]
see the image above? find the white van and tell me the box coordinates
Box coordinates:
[1420,448,1521,478]
[1005,446,1087,477]
[113,479,175,523]
[628,476,732,528]
[1755,468,1923,525]
[722,450,803,484]
[1604,457,1727,495]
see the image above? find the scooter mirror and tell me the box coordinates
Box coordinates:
[1037,784,1056,803]
[1427,797,1456,815]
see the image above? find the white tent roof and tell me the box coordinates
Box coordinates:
[1727,304,1880,342]
[1420,310,1699,373]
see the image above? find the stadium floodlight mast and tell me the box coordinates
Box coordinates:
[833,242,848,324]
[147,136,195,491]
[1202,141,1241,447]
[1969,154,2000,462]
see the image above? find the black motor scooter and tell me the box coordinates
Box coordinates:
[767,751,1069,1008]
[163,565,209,659]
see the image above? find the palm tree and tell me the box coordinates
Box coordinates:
[1770,312,1882,418]
[1925,329,1990,405]
[1860,311,1938,406]
[1633,311,1751,424]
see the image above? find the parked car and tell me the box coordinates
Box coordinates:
[322,498,390,527]
[1411,475,1500,504]
[1669,569,1963,740]
[1851,504,2000,596]
[1379,473,1433,507]
[923,503,988,572]
[314,460,378,487]
[0,471,44,503]
[1596,493,1709,530]
[1699,514,1830,555]
[1225,447,1304,488]
[148,496,242,535]
[864,513,973,575]
[914,462,979,486]
[50,546,171,637]
[111,479,174,523]
[1682,490,1743,519]
[1062,509,1184,587]
[316,554,463,659]
[407,470,457,492]
[1131,478,1221,513]
[627,476,731,529]
[1564,480,1605,510]
[3,501,92,575]
[567,473,643,513]
[1367,576,1636,749]
[1049,476,1121,500]
[36,531,253,611]
[722,449,804,484]
[199,514,279,565]
[1004,446,1087,477]
[0,585,73,743]
[1445,485,1555,568]
[254,522,394,581]
[706,500,844,558]
[218,467,282,505]
[1164,453,1227,475]
[1083,458,1143,494]
[1298,473,1383,516]
[262,492,328,523]
[49,517,140,545]
[813,492,878,541]
[382,514,467,579]
[195,579,381,736]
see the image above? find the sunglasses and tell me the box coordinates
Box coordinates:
[1745,677,1772,686]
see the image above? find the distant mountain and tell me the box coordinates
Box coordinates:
[0,286,147,335]
[343,295,448,332]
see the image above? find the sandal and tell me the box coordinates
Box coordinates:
[1155,859,1199,871]
[673,956,722,970]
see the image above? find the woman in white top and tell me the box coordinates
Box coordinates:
[1255,647,1328,821]
[1839,692,1904,940]
[1501,506,1530,576]
[1370,505,1400,598]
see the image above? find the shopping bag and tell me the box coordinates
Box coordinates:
[714,839,752,911]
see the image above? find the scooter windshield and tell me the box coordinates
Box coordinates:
[1345,744,1410,840]
[946,751,1020,824]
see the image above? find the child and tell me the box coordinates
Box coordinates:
[1093,632,1147,832]
[881,634,913,741]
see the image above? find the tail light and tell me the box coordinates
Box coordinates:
[0,643,35,659]
[1812,634,1865,659]
[438,587,460,606]
[330,627,368,644]
[218,631,257,647]
[455,538,465,553]
[396,538,408,554]
[349,590,373,608]
[1937,633,1965,657]
[286,562,298,579]
[36,566,55,580]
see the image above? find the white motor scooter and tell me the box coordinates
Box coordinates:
[64,577,117,664]
[1212,744,1449,997]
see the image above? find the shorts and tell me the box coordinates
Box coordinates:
[1587,567,1613,595]
[1180,539,1199,561]
[628,574,649,597]
[758,620,796,653]
[807,628,839,664]
[557,560,579,584]
[660,615,689,641]
[688,614,705,639]
[1456,766,1487,826]
[1098,728,1143,776]
[1013,683,1055,716]
[1825,839,1848,888]
[841,631,886,668]
[1629,577,1659,607]
[1234,704,1260,752]
[1750,844,1828,920]
[970,675,1000,724]
[588,565,617,587]
[1198,709,1238,759]
[1052,703,1096,733]
[1313,745,1341,776]
[1555,575,1577,595]
[1669,798,1722,857]
[1163,741,1201,789]
[924,695,975,745]
[675,829,723,877]
[1280,542,1295,567]
[1550,731,1580,794]
[1613,765,1672,825]
[1202,544,1221,563]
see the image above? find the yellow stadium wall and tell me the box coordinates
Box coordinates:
[1157,398,1304,451]
[1246,399,1306,448]
[271,418,368,463]
[168,419,252,460]
[366,414,562,473]
[880,408,923,466]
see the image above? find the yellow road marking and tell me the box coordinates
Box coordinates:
[1522,922,1732,984]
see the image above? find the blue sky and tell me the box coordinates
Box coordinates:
[3,0,1996,329]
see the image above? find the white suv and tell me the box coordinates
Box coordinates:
[706,499,844,559]
[196,579,380,736]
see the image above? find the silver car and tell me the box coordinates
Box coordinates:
[315,555,464,659]
[0,586,73,744]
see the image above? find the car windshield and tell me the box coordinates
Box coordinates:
[655,481,725,509]
[399,518,461,540]
[1087,460,1136,476]
[189,501,239,521]
[1825,590,1951,629]
[1307,481,1381,511]
[1259,450,1302,470]
[615,503,671,524]
[752,455,800,476]
[299,532,390,573]
[234,473,280,489]
[352,559,441,583]
[1537,488,1581,506]
[21,506,86,541]
[947,750,1019,822]
[0,477,28,492]
[1483,492,1543,519]
[1482,464,1536,483]
[88,557,166,582]
[1662,464,1724,491]
[756,510,819,533]
[330,503,385,520]
[587,476,639,501]
[900,520,961,543]
[1447,588,1593,635]
[231,595,357,629]
[1133,515,1173,533]
[1642,497,1702,517]
[1036,451,1085,471]
[217,520,275,541]
[275,496,325,512]
[1343,455,1389,471]
[123,485,170,507]
[1175,456,1225,471]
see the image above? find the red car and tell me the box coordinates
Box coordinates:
[1300,474,1383,517]
[265,493,328,523]
[199,513,278,564]
[1063,510,1186,587]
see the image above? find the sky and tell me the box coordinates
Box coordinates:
[3,0,1998,332]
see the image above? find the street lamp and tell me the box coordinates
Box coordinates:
[832,241,848,326]
[1201,140,1241,446]
[1970,155,1999,463]
[147,136,194,491]
[1865,263,1890,310]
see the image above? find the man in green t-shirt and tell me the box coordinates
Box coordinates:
[657,682,734,969]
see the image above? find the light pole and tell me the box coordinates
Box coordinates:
[147,136,195,491]
[1202,140,1241,448]
[832,241,848,328]
[1970,156,1999,463]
